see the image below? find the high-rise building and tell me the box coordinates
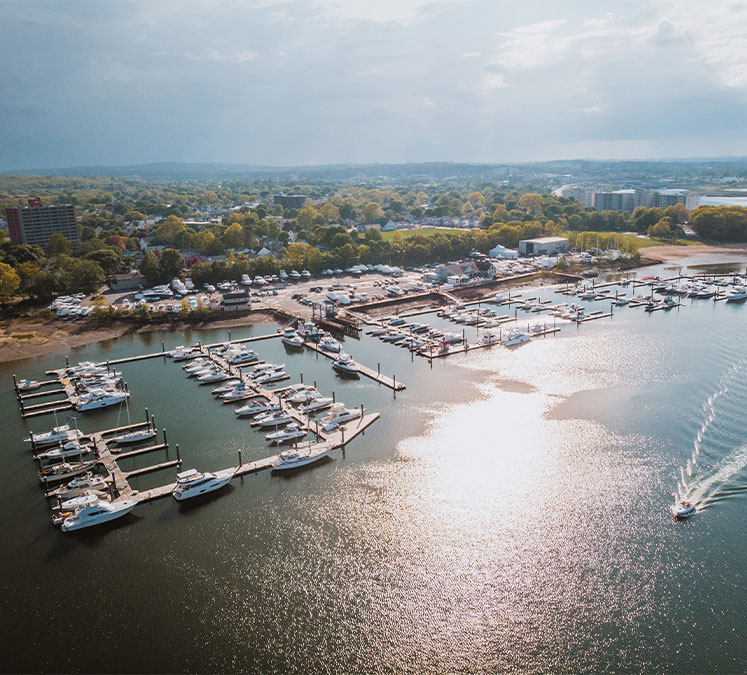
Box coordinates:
[273,194,306,210]
[6,200,78,247]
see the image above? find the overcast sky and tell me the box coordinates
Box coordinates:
[2,0,747,170]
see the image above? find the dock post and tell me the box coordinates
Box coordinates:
[124,381,128,392]
[65,355,69,366]
[238,449,242,467]
[341,427,345,446]
[314,380,317,390]
[332,390,336,403]
[228,330,232,342]
[300,372,303,384]
[145,407,149,423]
[29,431,36,452]
[151,415,155,431]
[377,362,381,375]
[393,374,396,390]
[161,341,165,353]
[13,374,17,391]
[163,428,168,445]
[175,443,181,464]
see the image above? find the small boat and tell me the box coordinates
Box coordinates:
[481,332,499,345]
[369,328,387,337]
[387,317,406,327]
[25,424,84,448]
[197,369,230,383]
[250,411,293,428]
[726,286,747,302]
[501,330,532,347]
[172,469,231,501]
[579,289,597,300]
[172,348,201,362]
[222,384,254,401]
[35,441,94,463]
[17,379,41,391]
[281,329,304,349]
[272,443,332,471]
[319,335,342,353]
[281,384,317,402]
[671,500,696,519]
[332,354,359,378]
[256,370,287,385]
[61,497,136,531]
[110,427,157,446]
[381,331,405,343]
[613,297,630,306]
[212,379,241,396]
[298,396,334,414]
[183,359,210,372]
[266,423,306,444]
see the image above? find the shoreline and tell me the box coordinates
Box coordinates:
[0,311,278,364]
[638,242,747,262]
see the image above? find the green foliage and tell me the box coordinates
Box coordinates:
[690,205,747,241]
[0,262,21,302]
[46,232,71,256]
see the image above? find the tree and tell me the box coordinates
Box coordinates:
[85,248,121,275]
[140,252,160,285]
[158,248,184,279]
[155,215,186,244]
[223,223,244,249]
[297,206,319,230]
[664,203,689,224]
[362,202,385,222]
[649,217,673,237]
[0,262,20,303]
[47,232,71,256]
[194,230,216,255]
[632,207,664,234]
[339,202,356,221]
[124,210,146,222]
[319,202,340,223]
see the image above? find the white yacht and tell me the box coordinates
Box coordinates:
[250,411,293,428]
[211,379,241,396]
[75,389,129,412]
[172,469,231,501]
[61,497,136,531]
[172,348,201,362]
[297,320,320,342]
[197,369,230,383]
[272,443,332,471]
[320,404,363,431]
[381,331,405,343]
[39,460,98,484]
[281,329,304,349]
[17,379,41,391]
[235,401,280,417]
[111,427,157,446]
[256,370,287,385]
[501,330,532,347]
[332,353,359,378]
[183,358,210,372]
[26,424,84,448]
[319,335,341,353]
[46,472,108,500]
[301,270,311,280]
[281,384,317,403]
[225,350,258,365]
[671,500,696,519]
[726,286,747,302]
[36,441,93,462]
[298,396,334,414]
[579,288,597,300]
[222,384,256,401]
[266,423,306,444]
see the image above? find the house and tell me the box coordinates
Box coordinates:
[108,272,145,291]
[381,220,399,232]
[488,244,518,260]
[220,290,249,311]
[518,237,568,257]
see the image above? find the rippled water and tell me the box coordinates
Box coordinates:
[1,257,746,672]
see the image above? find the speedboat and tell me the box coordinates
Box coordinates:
[256,370,287,385]
[272,443,332,471]
[76,389,129,412]
[172,469,231,501]
[289,270,301,281]
[266,423,306,444]
[281,329,304,349]
[579,289,597,300]
[25,424,84,448]
[387,317,406,327]
[281,384,317,402]
[110,427,157,445]
[225,350,259,365]
[197,369,230,383]
[221,384,254,401]
[61,497,136,531]
[671,500,696,519]
[613,297,630,306]
[250,411,293,428]
[301,270,311,280]
[248,363,285,378]
[332,354,359,378]
[35,441,93,462]
[212,379,241,396]
[17,379,41,391]
[726,286,747,302]
[319,335,342,353]
[235,401,280,417]
[320,403,363,431]
[298,396,334,414]
[381,331,405,343]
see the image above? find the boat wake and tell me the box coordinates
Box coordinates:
[676,359,747,511]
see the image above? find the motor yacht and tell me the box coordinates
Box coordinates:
[36,441,93,463]
[26,424,84,448]
[38,460,98,484]
[281,384,317,403]
[235,401,280,417]
[387,317,406,327]
[266,423,307,444]
[75,389,129,412]
[198,369,230,383]
[46,472,108,500]
[332,354,360,378]
[272,443,332,471]
[111,427,157,445]
[289,270,301,280]
[256,370,287,385]
[281,329,304,349]
[301,270,311,280]
[319,335,342,353]
[61,497,136,531]
[320,404,363,431]
[172,348,201,362]
[381,331,405,343]
[726,286,747,302]
[221,384,254,401]
[671,500,696,519]
[172,469,231,501]
[297,320,320,342]
[183,358,210,372]
[250,411,293,428]
[501,330,532,347]
[225,350,259,365]
[211,379,241,396]
[298,396,334,414]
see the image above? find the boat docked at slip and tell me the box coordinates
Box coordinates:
[46,472,108,500]
[281,384,318,403]
[266,423,306,444]
[281,329,304,349]
[171,348,201,362]
[225,350,258,365]
[17,379,41,391]
[235,401,280,417]
[297,320,320,342]
[256,369,287,385]
[35,441,93,463]
[332,353,359,378]
[298,396,334,414]
[250,411,293,428]
[75,388,129,412]
[320,403,363,431]
[212,379,241,396]
[272,442,332,471]
[501,330,532,347]
[671,500,696,519]
[61,497,136,531]
[726,286,747,302]
[26,424,84,448]
[319,335,341,353]
[110,427,157,446]
[197,368,230,383]
[172,469,231,501]
[38,459,98,484]
[613,296,630,306]
[381,331,405,343]
[221,383,255,401]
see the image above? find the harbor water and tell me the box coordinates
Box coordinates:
[1,256,746,672]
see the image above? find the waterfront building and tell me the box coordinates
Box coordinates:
[5,199,78,247]
[518,237,568,257]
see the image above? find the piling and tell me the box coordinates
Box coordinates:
[161,341,165,353]
[228,330,232,341]
[145,407,149,423]
[332,391,336,403]
[175,443,180,464]
[163,428,168,445]
[238,449,242,467]
[300,372,304,384]
[65,356,69,366]
[151,414,155,430]
[13,374,17,391]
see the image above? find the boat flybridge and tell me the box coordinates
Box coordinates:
[172,469,231,501]
[76,388,129,412]
[61,497,137,531]
[332,353,359,378]
[272,442,332,471]
[319,335,341,353]
[320,403,363,431]
[281,329,304,349]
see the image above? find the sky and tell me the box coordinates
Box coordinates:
[2,0,747,170]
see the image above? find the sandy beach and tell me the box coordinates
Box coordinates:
[639,243,747,262]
